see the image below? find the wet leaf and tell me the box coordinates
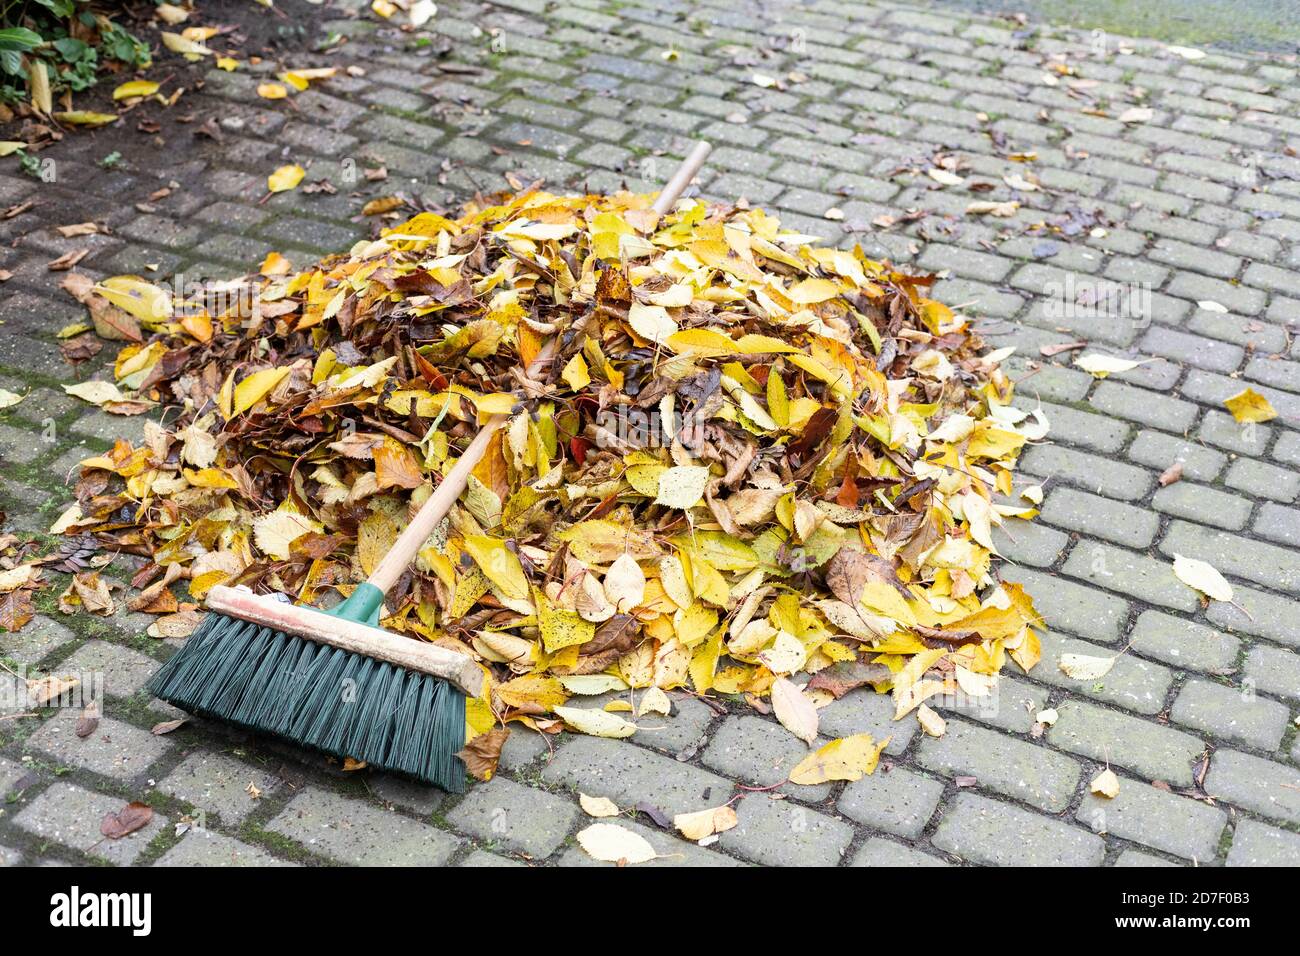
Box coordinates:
[101,802,154,839]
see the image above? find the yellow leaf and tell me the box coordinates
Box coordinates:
[771,676,818,744]
[786,277,841,304]
[554,706,636,738]
[161,31,213,58]
[579,793,621,817]
[627,302,677,344]
[1074,353,1149,378]
[674,805,737,841]
[253,509,323,560]
[1224,387,1276,424]
[1090,768,1120,799]
[537,589,595,652]
[1059,652,1117,681]
[230,367,290,417]
[1172,552,1233,602]
[917,703,946,738]
[496,673,566,710]
[267,164,305,193]
[53,111,119,127]
[561,353,590,390]
[576,823,655,862]
[217,57,240,71]
[604,554,646,613]
[94,276,172,324]
[461,535,529,600]
[113,80,160,100]
[654,465,710,509]
[258,82,289,99]
[64,381,126,407]
[789,734,888,785]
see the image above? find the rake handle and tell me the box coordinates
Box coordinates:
[365,140,712,597]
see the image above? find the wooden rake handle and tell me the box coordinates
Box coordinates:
[366,140,713,595]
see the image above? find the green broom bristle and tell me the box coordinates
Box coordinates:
[148,612,467,792]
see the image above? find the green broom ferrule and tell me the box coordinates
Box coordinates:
[326,582,386,626]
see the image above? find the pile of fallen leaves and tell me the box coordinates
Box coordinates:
[32,186,1054,785]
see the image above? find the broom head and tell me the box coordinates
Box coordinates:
[147,585,477,792]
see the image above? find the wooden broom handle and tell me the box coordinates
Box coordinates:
[365,141,712,596]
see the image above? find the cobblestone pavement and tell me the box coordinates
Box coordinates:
[2,0,1300,867]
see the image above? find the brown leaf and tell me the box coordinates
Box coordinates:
[1039,341,1087,357]
[150,718,187,735]
[373,439,424,490]
[0,589,34,633]
[47,248,89,271]
[75,698,101,738]
[457,727,510,781]
[1158,462,1183,486]
[807,659,893,698]
[100,801,153,839]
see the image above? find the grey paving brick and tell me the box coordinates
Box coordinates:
[932,792,1105,866]
[445,775,578,858]
[1277,431,1300,469]
[1160,520,1300,593]
[850,837,950,867]
[1226,820,1300,866]
[1003,567,1129,645]
[1048,700,1204,787]
[1088,381,1199,433]
[1205,750,1300,825]
[556,815,742,867]
[155,750,282,824]
[1255,502,1300,548]
[369,774,445,815]
[992,516,1068,567]
[1114,849,1180,867]
[1021,444,1153,500]
[719,793,853,867]
[933,673,1050,734]
[1167,272,1267,316]
[1039,630,1174,715]
[1141,325,1244,373]
[1198,409,1270,457]
[574,691,714,756]
[1208,582,1300,649]
[1152,482,1252,531]
[1225,457,1300,504]
[1041,487,1160,548]
[817,687,916,756]
[265,787,461,865]
[917,718,1080,812]
[542,734,732,816]
[701,715,831,802]
[13,782,166,865]
[1171,679,1290,751]
[459,849,527,867]
[0,615,77,666]
[1128,610,1240,676]
[837,764,944,838]
[156,830,294,866]
[1076,777,1227,863]
[1243,645,1300,704]
[57,640,159,700]
[1062,541,1200,613]
[1018,402,1132,454]
[24,714,171,783]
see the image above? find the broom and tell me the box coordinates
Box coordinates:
[147,141,714,791]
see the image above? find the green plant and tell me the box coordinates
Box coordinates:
[0,1,150,106]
